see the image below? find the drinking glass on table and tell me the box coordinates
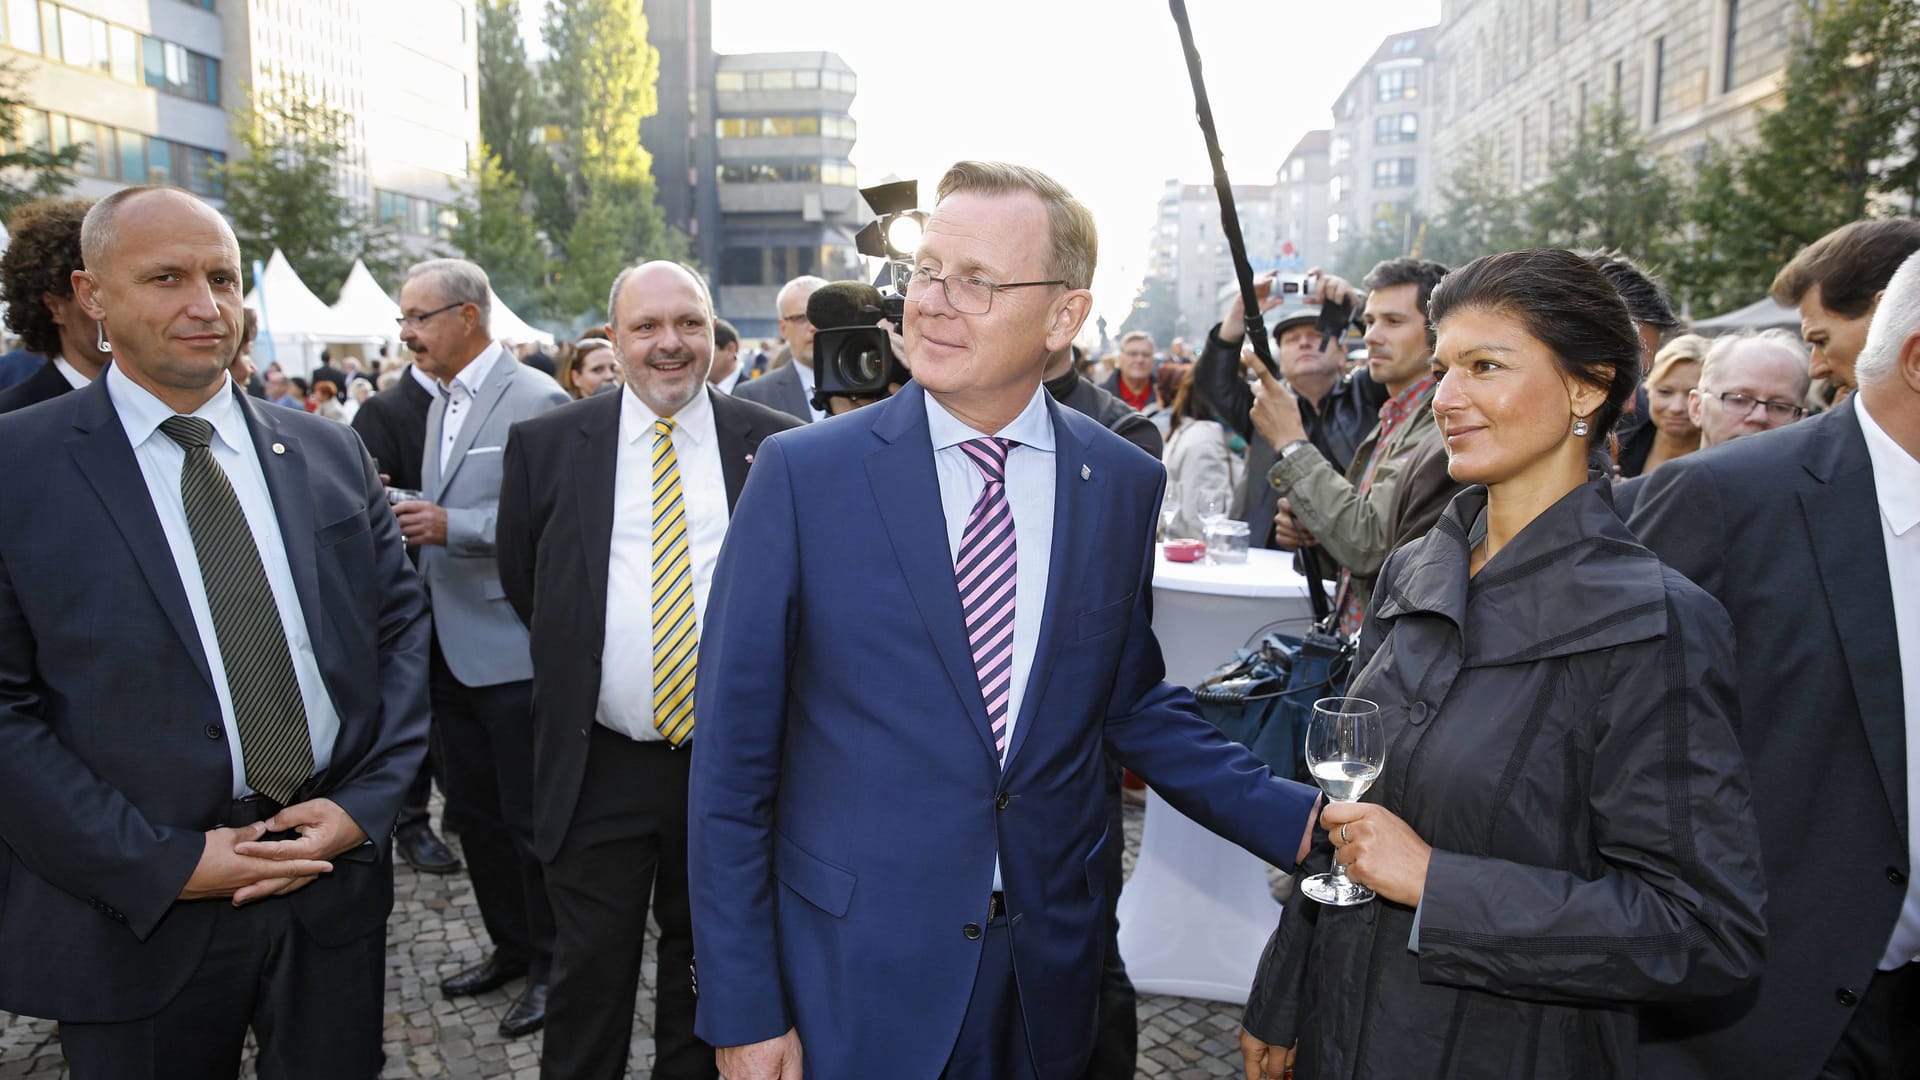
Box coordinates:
[1300,696,1385,906]
[1196,491,1229,559]
[1160,479,1182,540]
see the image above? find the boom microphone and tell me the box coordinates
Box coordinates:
[806,280,887,330]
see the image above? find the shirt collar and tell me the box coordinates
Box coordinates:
[792,359,815,392]
[107,364,249,455]
[444,341,506,398]
[54,355,91,389]
[622,380,716,447]
[1379,374,1435,428]
[1855,392,1920,536]
[925,383,1056,454]
[408,363,438,395]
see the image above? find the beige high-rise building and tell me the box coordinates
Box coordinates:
[1430,0,1799,190]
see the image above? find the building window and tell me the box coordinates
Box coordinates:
[716,160,857,186]
[1329,174,1344,202]
[1391,36,1418,55]
[1722,0,1739,92]
[7,2,218,104]
[1649,35,1666,123]
[1329,132,1351,166]
[1374,112,1418,144]
[716,71,743,91]
[1372,158,1417,188]
[716,115,857,140]
[375,188,456,240]
[1327,212,1344,245]
[1376,67,1420,102]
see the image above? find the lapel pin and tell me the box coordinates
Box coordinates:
[745,453,755,464]
[1081,464,1091,481]
[271,442,286,455]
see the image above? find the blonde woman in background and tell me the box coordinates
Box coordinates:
[1618,333,1707,477]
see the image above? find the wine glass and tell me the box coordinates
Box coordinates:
[1196,491,1230,560]
[1160,479,1182,540]
[1300,696,1385,906]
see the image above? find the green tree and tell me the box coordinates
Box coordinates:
[1527,105,1680,261]
[541,0,683,320]
[219,86,398,299]
[1119,275,1180,347]
[1422,138,1533,267]
[452,151,548,317]
[0,63,80,220]
[1676,0,1920,315]
[476,0,541,182]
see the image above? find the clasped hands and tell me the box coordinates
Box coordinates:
[178,797,368,907]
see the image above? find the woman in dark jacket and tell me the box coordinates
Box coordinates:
[1239,250,1766,1079]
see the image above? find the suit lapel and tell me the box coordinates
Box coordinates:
[1004,398,1100,772]
[781,365,811,421]
[241,393,328,661]
[64,380,216,693]
[712,391,756,509]
[1801,400,1907,844]
[573,393,621,630]
[423,383,446,498]
[866,387,999,764]
[435,347,511,499]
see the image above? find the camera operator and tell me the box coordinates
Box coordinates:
[806,279,911,416]
[1192,269,1387,549]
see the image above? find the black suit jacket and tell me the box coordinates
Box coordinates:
[496,388,801,861]
[1630,397,1907,1077]
[349,365,434,492]
[0,358,76,415]
[0,378,431,1023]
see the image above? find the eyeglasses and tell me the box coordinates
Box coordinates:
[779,311,810,326]
[904,266,1066,315]
[1705,389,1806,421]
[396,301,464,329]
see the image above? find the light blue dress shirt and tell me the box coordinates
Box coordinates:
[926,385,1057,892]
[107,366,341,799]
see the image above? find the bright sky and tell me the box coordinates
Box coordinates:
[527,0,1442,331]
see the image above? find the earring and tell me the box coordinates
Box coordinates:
[96,323,111,353]
[1572,418,1591,437]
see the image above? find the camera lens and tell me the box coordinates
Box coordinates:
[851,347,884,385]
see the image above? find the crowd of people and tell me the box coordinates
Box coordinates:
[0,170,1914,1080]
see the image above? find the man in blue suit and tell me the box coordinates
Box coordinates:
[689,162,1320,1080]
[0,186,430,1076]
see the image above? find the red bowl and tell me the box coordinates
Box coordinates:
[1163,539,1207,563]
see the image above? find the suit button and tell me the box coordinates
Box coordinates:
[1889,867,1908,886]
[962,922,982,941]
[996,793,1011,811]
[580,727,589,738]
[1410,702,1429,725]
[204,724,224,740]
[1836,988,1859,1007]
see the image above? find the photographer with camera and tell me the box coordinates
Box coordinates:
[1245,259,1456,637]
[804,279,913,416]
[1192,269,1386,550]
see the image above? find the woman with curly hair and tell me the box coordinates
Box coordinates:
[0,198,98,413]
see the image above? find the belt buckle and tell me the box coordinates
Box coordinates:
[988,891,1005,920]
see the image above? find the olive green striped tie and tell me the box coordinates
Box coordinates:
[651,419,697,746]
[159,416,312,804]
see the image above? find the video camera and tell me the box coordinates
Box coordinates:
[809,180,923,410]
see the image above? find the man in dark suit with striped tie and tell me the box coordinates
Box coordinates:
[497,261,799,1080]
[0,186,429,1077]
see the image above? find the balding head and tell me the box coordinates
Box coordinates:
[609,260,711,326]
[776,275,826,367]
[1689,330,1814,447]
[609,260,716,418]
[81,186,234,274]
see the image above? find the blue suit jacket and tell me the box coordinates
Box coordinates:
[688,383,1318,1078]
[0,379,431,1023]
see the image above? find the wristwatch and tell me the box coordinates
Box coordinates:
[1278,438,1314,460]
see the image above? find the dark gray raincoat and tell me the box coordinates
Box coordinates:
[1244,479,1767,1079]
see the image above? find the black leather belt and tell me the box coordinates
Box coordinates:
[224,794,283,828]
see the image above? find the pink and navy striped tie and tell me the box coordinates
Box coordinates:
[956,437,1017,762]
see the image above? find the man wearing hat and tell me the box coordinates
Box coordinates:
[1190,274,1387,551]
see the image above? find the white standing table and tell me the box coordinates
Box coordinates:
[1116,548,1315,1003]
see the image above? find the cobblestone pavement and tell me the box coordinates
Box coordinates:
[2,803,1265,1079]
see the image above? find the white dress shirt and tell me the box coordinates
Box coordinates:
[54,355,91,388]
[107,366,341,798]
[596,385,731,742]
[1858,396,1920,970]
[712,364,746,396]
[409,363,439,396]
[792,359,827,422]
[438,342,505,473]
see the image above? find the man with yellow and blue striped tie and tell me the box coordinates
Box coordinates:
[496,261,800,1080]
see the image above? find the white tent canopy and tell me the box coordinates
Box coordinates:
[489,290,555,348]
[1692,296,1801,334]
[247,249,385,376]
[329,259,404,340]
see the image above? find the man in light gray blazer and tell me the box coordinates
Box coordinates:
[733,275,824,423]
[391,259,568,1038]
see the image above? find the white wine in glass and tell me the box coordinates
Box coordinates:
[1301,696,1385,907]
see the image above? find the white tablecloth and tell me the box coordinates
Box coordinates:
[1117,547,1316,1003]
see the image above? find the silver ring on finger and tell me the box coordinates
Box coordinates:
[1341,823,1351,845]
